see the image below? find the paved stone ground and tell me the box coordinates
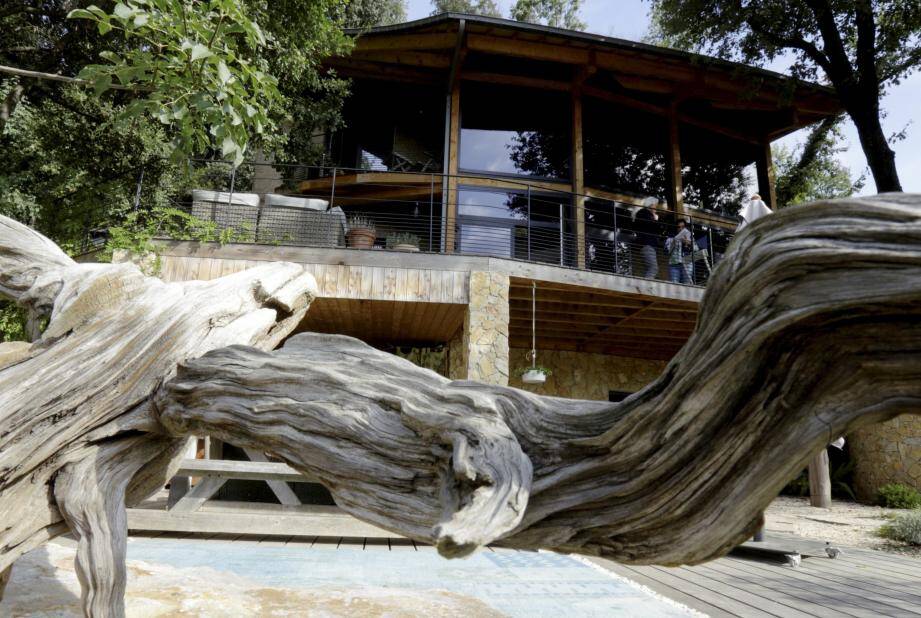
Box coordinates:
[1,536,698,617]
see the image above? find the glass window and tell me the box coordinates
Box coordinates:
[330,81,444,172]
[680,125,759,217]
[459,83,571,180]
[456,188,572,265]
[583,98,669,200]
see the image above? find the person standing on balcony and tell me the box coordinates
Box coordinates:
[738,194,773,230]
[634,197,661,279]
[666,218,694,284]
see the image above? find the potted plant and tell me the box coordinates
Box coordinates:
[519,365,552,385]
[387,232,421,252]
[346,215,376,249]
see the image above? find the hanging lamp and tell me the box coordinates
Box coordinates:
[521,282,548,384]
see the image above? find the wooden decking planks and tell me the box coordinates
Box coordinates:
[591,540,921,618]
[127,501,395,539]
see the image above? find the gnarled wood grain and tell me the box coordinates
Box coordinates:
[1,194,920,615]
[0,214,318,616]
[156,194,921,564]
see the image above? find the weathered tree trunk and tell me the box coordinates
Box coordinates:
[808,449,833,508]
[848,103,902,193]
[1,194,921,615]
[0,215,318,616]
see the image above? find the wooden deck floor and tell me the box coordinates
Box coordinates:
[128,530,921,617]
[594,534,921,618]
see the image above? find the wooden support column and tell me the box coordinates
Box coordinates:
[808,449,832,508]
[756,140,778,209]
[445,81,461,253]
[667,101,685,215]
[572,82,586,269]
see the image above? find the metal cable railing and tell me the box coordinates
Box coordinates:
[92,160,738,287]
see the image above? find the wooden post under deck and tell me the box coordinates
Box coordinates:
[572,82,586,269]
[667,101,685,215]
[756,140,778,209]
[444,82,461,253]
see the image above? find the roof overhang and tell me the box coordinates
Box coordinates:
[329,13,842,143]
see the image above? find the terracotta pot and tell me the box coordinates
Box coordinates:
[347,228,376,249]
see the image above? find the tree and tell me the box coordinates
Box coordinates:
[2,194,921,615]
[0,1,354,249]
[431,0,502,17]
[510,0,585,30]
[774,116,865,208]
[646,0,921,193]
[344,0,407,28]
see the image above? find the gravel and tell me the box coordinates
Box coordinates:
[765,496,921,558]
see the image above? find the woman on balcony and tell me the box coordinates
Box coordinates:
[634,198,662,279]
[666,219,694,284]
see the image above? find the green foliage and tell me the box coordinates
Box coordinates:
[646,1,921,192]
[879,509,921,546]
[877,483,921,509]
[386,232,420,248]
[344,0,407,28]
[774,117,864,208]
[510,0,584,30]
[0,85,189,251]
[431,0,585,30]
[1,1,354,252]
[432,0,502,17]
[0,302,27,343]
[69,0,283,166]
[106,205,244,269]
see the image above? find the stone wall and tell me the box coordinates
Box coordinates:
[508,348,667,401]
[447,271,510,386]
[849,414,921,501]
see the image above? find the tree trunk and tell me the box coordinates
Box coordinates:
[0,214,319,617]
[808,450,832,508]
[1,194,921,614]
[848,101,903,193]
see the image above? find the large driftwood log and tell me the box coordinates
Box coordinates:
[1,194,920,615]
[157,194,921,562]
[0,215,318,616]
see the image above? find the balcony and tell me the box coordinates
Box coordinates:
[146,162,738,290]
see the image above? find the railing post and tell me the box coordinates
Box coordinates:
[429,173,435,252]
[559,202,564,266]
[613,200,618,274]
[330,167,337,210]
[527,185,532,261]
[688,214,696,284]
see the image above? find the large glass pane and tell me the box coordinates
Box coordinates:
[680,125,759,217]
[583,98,669,200]
[328,80,444,172]
[457,188,571,265]
[459,82,571,180]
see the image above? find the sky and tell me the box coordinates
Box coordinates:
[406,0,921,194]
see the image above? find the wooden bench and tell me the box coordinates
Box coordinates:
[126,454,395,539]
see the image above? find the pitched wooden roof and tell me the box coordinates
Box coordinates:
[330,13,842,142]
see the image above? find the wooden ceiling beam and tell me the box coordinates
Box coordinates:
[353,33,458,52]
[461,71,570,92]
[349,50,451,70]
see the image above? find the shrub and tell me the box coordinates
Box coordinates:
[879,510,921,545]
[877,483,921,509]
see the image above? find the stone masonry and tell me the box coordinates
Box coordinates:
[850,414,921,501]
[508,348,667,400]
[447,271,510,386]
